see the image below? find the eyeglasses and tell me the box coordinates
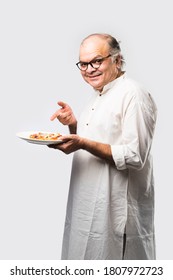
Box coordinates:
[76,54,112,71]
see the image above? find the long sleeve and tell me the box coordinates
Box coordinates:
[111,90,157,170]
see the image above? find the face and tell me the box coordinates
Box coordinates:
[78,36,119,92]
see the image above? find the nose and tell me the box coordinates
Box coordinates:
[86,63,97,73]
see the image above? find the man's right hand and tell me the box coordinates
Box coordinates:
[50,101,77,133]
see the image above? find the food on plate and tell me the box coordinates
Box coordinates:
[29,132,62,141]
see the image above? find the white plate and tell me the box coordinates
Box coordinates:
[16,131,63,145]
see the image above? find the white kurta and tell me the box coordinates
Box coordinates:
[61,73,157,260]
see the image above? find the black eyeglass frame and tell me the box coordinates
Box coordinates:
[76,54,112,71]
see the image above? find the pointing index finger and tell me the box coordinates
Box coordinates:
[50,101,65,121]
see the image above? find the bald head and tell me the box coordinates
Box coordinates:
[81,33,121,56]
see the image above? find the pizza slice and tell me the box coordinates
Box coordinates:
[29,132,61,141]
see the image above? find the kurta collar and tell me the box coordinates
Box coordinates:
[95,72,126,95]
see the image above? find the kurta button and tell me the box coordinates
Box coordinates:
[92,108,94,110]
[86,123,89,126]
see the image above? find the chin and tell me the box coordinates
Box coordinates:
[88,79,103,89]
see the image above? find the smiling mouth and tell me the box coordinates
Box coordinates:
[87,73,102,79]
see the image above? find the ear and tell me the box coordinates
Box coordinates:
[115,54,122,69]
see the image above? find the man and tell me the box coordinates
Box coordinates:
[50,33,157,259]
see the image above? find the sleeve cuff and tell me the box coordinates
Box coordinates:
[111,145,127,170]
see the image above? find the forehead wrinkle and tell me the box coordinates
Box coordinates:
[79,54,104,63]
[79,37,109,61]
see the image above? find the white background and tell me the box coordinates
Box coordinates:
[0,0,172,260]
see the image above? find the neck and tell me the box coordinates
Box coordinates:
[116,70,124,79]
